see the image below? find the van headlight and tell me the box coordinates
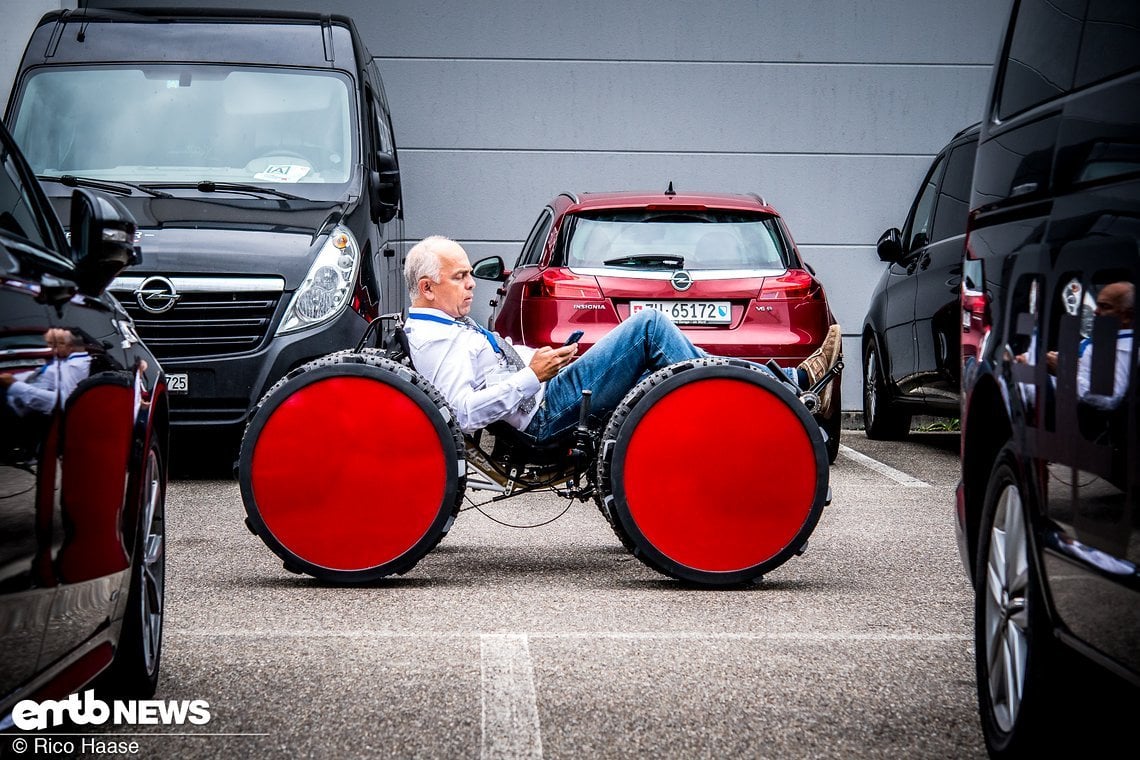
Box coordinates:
[277,226,360,335]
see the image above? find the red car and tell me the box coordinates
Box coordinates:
[474,187,842,460]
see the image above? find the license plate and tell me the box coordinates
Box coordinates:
[168,373,189,394]
[630,300,731,325]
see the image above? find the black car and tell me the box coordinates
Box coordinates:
[4,8,405,455]
[1,119,168,725]
[862,123,978,438]
[957,0,1139,755]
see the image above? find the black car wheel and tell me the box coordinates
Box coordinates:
[975,445,1054,758]
[101,442,165,698]
[862,342,909,440]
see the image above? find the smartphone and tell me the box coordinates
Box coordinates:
[563,330,584,346]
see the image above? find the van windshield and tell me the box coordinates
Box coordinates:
[10,66,356,196]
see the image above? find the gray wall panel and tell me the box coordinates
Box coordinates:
[91,0,1007,65]
[0,0,65,111]
[397,150,933,246]
[381,59,991,155]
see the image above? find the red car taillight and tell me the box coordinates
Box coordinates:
[960,255,989,361]
[758,269,822,301]
[525,268,604,299]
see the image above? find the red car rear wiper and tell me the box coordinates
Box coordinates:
[602,253,685,269]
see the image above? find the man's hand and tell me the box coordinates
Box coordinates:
[0,374,15,388]
[1014,350,1059,375]
[529,344,578,382]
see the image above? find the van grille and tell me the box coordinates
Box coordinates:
[109,276,286,361]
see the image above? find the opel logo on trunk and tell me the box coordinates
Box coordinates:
[135,276,181,314]
[670,270,693,292]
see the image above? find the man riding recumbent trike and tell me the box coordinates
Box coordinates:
[237,237,843,587]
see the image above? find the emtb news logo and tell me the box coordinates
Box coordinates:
[12,690,211,730]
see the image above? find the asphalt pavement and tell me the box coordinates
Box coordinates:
[81,430,983,759]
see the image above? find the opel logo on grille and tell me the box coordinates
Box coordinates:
[670,270,693,292]
[135,276,181,314]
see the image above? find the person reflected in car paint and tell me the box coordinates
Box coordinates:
[1,328,91,414]
[1015,281,1134,406]
[0,328,92,463]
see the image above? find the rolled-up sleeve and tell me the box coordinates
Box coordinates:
[8,369,57,415]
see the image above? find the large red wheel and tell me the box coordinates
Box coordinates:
[597,358,829,586]
[238,351,464,582]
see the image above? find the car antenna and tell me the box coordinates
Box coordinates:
[665,181,676,197]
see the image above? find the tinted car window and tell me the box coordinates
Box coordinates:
[998,0,1086,119]
[516,209,553,268]
[1075,0,1140,88]
[931,139,977,243]
[903,155,945,252]
[562,210,789,271]
[0,145,56,250]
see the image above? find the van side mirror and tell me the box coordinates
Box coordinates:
[876,228,903,262]
[370,154,401,224]
[472,256,508,281]
[70,188,140,295]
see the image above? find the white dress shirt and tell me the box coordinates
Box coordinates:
[1077,330,1132,409]
[7,352,92,416]
[404,307,542,433]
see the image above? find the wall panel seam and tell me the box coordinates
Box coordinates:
[400,148,937,158]
[375,56,994,69]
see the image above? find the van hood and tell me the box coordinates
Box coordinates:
[49,196,347,287]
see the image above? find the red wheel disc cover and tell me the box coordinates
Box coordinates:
[622,378,817,572]
[250,376,447,570]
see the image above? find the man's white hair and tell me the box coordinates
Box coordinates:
[404,235,456,302]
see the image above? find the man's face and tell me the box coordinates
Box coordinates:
[1095,283,1134,328]
[428,246,475,318]
[43,329,64,358]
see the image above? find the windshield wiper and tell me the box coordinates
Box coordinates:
[38,174,174,198]
[602,253,685,269]
[141,181,306,201]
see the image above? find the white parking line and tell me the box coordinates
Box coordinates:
[838,445,931,488]
[169,629,970,642]
[481,633,544,760]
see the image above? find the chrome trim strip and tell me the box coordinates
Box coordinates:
[109,276,286,293]
[569,267,785,281]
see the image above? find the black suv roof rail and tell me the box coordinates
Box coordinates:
[953,121,983,141]
[559,191,580,204]
[55,6,351,24]
[748,192,768,206]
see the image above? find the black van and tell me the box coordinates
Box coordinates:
[863,122,979,438]
[957,0,1139,755]
[4,8,404,449]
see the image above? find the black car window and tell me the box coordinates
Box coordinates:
[1075,0,1140,88]
[517,209,553,268]
[931,139,978,243]
[0,144,56,251]
[997,0,1087,120]
[903,154,946,253]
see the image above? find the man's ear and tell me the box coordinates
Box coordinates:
[417,277,434,301]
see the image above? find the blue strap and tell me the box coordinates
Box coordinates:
[407,312,501,353]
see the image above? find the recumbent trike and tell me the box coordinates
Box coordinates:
[236,314,841,587]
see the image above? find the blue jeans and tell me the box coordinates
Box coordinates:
[523,310,796,443]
